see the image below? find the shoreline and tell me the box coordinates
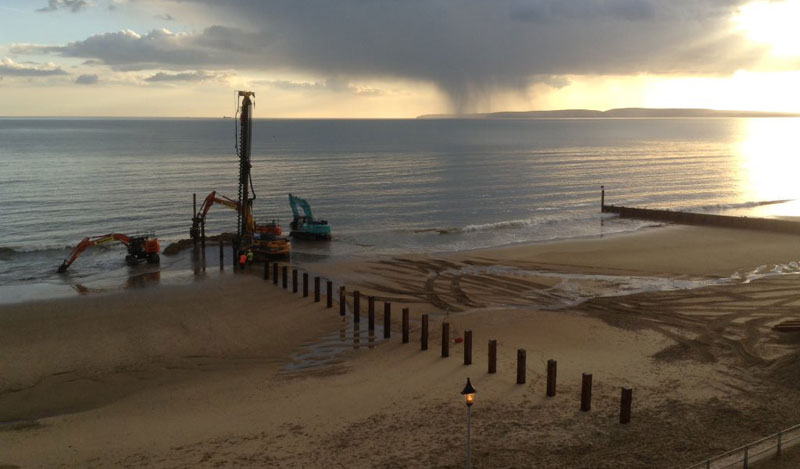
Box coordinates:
[3,224,800,467]
[9,221,800,308]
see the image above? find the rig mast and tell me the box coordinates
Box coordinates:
[236,91,255,243]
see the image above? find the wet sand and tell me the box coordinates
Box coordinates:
[3,225,800,467]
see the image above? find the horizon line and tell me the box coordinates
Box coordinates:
[3,106,800,120]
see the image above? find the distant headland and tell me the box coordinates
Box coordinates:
[417,107,800,119]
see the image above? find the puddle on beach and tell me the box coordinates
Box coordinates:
[283,314,389,371]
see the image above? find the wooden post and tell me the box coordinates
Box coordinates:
[601,185,605,210]
[314,277,321,302]
[464,329,472,365]
[353,290,360,323]
[292,268,298,293]
[263,259,269,280]
[273,263,278,284]
[488,340,497,374]
[368,296,375,331]
[580,373,592,411]
[546,360,557,397]
[200,221,206,272]
[282,266,288,289]
[402,307,409,343]
[421,314,429,350]
[620,387,632,424]
[192,193,197,246]
[302,272,308,297]
[442,322,450,357]
[367,296,375,332]
[339,287,346,316]
[219,241,224,270]
[326,281,333,308]
[517,349,526,384]
[383,302,391,339]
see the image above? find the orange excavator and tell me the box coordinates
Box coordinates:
[57,233,160,273]
[190,190,289,257]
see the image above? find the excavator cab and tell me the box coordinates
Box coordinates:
[288,194,331,240]
[125,234,160,265]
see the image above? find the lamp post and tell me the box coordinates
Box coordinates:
[461,377,476,469]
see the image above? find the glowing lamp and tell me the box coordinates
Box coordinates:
[461,377,477,407]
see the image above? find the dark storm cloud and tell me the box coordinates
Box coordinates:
[37,0,91,13]
[508,0,658,22]
[13,29,215,71]
[17,0,765,111]
[75,73,99,84]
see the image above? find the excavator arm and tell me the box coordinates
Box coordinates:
[57,233,132,273]
[191,191,255,240]
[288,194,313,220]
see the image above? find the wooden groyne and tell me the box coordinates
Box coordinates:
[601,187,800,235]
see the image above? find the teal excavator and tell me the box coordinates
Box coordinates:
[288,194,331,240]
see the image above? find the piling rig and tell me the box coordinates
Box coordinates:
[190,91,290,258]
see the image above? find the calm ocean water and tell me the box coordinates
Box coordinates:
[2,117,800,298]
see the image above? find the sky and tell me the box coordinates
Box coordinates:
[1,0,800,117]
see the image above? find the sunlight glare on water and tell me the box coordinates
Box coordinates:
[735,118,800,217]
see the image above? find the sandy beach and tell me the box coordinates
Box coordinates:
[3,224,800,468]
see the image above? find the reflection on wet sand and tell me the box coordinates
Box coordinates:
[126,271,161,289]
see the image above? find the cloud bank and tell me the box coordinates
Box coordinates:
[144,70,216,82]
[0,58,68,77]
[16,0,769,112]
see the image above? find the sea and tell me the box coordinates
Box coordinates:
[2,116,800,303]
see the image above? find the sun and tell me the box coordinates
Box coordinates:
[734,0,800,57]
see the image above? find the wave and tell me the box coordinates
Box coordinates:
[0,247,15,261]
[689,199,791,212]
[0,244,85,260]
[462,218,553,233]
[733,261,800,284]
[415,216,569,235]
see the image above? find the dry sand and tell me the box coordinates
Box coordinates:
[3,225,800,468]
